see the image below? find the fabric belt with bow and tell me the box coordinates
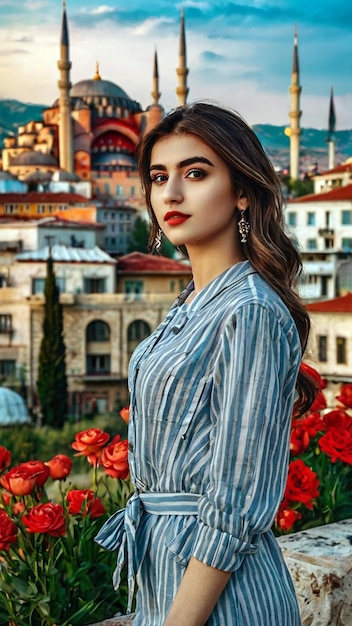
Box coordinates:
[95,491,201,613]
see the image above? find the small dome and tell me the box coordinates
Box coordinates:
[11,151,58,167]
[0,171,18,180]
[51,170,80,182]
[0,388,30,426]
[71,78,130,100]
[91,153,137,168]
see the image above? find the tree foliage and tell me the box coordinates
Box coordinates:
[37,256,68,428]
[128,215,175,258]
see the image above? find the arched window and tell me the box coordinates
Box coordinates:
[86,320,110,342]
[127,320,151,357]
[86,320,111,375]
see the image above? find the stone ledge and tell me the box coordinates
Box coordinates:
[277,518,352,626]
[89,519,352,626]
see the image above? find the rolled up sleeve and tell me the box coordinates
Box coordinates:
[192,302,300,571]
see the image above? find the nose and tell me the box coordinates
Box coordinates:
[163,175,183,204]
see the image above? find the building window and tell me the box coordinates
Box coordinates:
[0,314,12,332]
[117,185,123,196]
[287,212,297,227]
[342,238,352,252]
[341,210,352,226]
[86,320,110,342]
[307,239,317,250]
[86,354,111,375]
[336,337,347,364]
[37,205,45,214]
[124,280,143,300]
[5,204,15,214]
[127,320,151,357]
[307,212,316,226]
[318,335,327,362]
[0,360,16,376]
[32,277,65,294]
[130,186,135,196]
[84,278,107,294]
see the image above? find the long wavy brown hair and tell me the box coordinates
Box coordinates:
[137,101,317,415]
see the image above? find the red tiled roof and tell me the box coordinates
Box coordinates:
[306,292,352,313]
[117,251,192,274]
[317,163,352,176]
[288,183,352,203]
[0,192,91,203]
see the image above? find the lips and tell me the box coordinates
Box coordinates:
[164,211,190,226]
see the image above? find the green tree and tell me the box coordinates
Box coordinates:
[37,255,68,428]
[128,215,175,258]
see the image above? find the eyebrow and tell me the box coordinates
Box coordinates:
[149,156,215,171]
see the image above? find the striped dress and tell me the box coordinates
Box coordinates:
[96,260,302,626]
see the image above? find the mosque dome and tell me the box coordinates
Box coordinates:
[11,151,58,167]
[69,69,142,115]
[0,388,30,426]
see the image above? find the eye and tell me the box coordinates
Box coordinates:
[186,168,206,179]
[150,173,168,184]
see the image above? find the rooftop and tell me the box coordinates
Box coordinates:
[288,183,352,204]
[16,244,116,263]
[306,292,352,313]
[117,251,192,274]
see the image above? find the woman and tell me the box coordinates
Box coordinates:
[96,102,316,626]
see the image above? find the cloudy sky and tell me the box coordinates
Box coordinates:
[0,0,351,129]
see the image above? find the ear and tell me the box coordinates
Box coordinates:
[237,193,249,211]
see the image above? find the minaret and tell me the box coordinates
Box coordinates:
[57,1,73,173]
[176,9,189,106]
[288,29,302,181]
[327,87,336,170]
[151,49,161,106]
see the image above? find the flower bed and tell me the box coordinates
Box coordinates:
[0,410,131,626]
[275,366,352,535]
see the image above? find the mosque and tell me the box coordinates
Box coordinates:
[1,5,190,199]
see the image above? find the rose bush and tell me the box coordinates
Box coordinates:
[275,367,352,534]
[0,411,131,626]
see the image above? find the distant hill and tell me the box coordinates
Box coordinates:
[0,99,351,174]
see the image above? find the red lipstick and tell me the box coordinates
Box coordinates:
[164,211,190,226]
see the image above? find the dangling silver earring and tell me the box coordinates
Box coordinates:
[154,228,163,252]
[238,210,250,244]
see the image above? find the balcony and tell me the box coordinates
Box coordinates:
[318,228,334,238]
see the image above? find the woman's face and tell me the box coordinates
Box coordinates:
[149,133,248,253]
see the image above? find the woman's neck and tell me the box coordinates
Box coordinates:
[187,246,246,294]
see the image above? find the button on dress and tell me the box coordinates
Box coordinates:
[97,260,302,626]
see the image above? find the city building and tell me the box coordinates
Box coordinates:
[305,293,352,404]
[0,251,191,417]
[285,184,352,300]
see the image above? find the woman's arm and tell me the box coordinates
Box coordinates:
[163,557,231,626]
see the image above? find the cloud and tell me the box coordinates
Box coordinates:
[90,5,116,16]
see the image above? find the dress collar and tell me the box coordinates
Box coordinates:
[173,260,257,312]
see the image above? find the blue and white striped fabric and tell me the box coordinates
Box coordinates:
[97,260,303,626]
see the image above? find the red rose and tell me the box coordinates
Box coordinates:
[12,501,26,516]
[0,446,11,473]
[309,390,327,412]
[45,454,73,480]
[300,362,327,390]
[284,459,320,510]
[336,383,352,409]
[119,406,130,424]
[323,410,352,432]
[22,502,66,537]
[290,412,325,456]
[18,461,50,488]
[100,436,129,479]
[66,489,105,519]
[276,500,302,533]
[0,466,37,496]
[318,429,352,465]
[0,509,18,551]
[72,428,110,466]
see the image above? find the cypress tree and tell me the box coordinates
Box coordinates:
[37,255,68,428]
